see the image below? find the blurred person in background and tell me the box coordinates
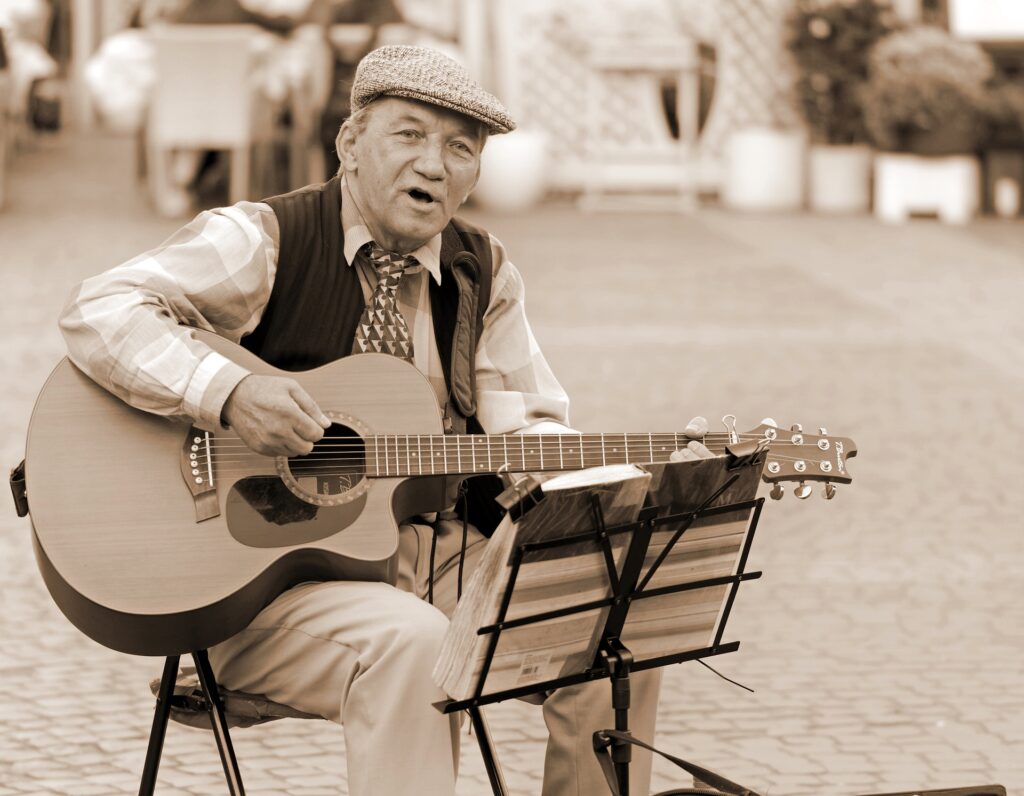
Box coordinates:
[61,45,704,795]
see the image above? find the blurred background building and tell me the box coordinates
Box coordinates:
[2,0,1023,223]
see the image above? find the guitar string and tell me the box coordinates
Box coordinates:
[196,450,837,477]
[199,433,827,451]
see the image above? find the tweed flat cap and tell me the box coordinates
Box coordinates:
[351,45,516,135]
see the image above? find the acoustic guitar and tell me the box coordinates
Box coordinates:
[25,330,856,656]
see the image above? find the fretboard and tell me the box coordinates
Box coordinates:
[365,432,731,478]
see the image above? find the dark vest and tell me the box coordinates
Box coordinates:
[244,177,505,533]
[245,176,491,431]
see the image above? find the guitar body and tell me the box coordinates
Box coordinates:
[26,331,450,656]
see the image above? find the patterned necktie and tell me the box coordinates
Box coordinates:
[353,244,416,361]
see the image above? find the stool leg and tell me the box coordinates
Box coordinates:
[193,649,246,795]
[139,655,180,796]
[469,706,509,796]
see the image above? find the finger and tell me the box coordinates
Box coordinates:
[670,448,699,462]
[292,413,326,444]
[687,440,715,459]
[289,384,331,429]
[683,416,709,439]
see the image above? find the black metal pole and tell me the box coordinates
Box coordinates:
[469,706,509,796]
[139,655,179,796]
[607,644,634,796]
[192,649,246,795]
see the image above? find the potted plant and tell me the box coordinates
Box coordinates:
[860,25,996,224]
[786,0,897,212]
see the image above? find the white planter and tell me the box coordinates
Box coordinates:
[874,153,980,225]
[721,127,806,211]
[808,144,872,214]
[472,128,550,213]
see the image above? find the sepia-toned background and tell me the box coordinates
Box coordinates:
[2,0,1022,793]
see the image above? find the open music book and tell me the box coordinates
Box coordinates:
[432,458,763,702]
[433,464,651,701]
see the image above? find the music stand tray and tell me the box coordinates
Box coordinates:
[436,453,767,796]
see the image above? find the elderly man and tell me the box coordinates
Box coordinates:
[60,45,702,795]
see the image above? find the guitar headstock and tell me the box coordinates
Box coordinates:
[742,421,857,500]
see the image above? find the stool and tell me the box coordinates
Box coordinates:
[142,649,510,795]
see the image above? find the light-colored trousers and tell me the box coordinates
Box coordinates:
[209,518,661,796]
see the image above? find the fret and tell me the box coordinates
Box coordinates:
[382,436,389,477]
[520,435,526,471]
[394,435,401,476]
[540,436,562,472]
[648,432,654,463]
[604,434,627,465]
[558,436,564,469]
[601,432,606,466]
[484,436,492,472]
[368,438,378,477]
[417,435,423,476]
[470,435,476,472]
[624,435,629,463]
[445,436,450,472]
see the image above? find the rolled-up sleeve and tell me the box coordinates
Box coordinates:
[474,234,574,435]
[59,202,279,428]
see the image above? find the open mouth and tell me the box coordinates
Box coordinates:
[407,188,437,205]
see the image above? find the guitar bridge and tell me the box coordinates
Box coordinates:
[181,426,220,522]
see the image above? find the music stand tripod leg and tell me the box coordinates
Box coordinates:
[139,655,180,796]
[469,706,510,796]
[607,640,634,796]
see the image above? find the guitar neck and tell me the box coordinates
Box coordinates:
[365,432,740,478]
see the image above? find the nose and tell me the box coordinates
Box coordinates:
[413,139,445,180]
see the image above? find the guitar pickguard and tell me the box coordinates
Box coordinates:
[226,476,369,548]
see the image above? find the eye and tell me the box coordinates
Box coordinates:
[397,129,420,140]
[450,140,475,156]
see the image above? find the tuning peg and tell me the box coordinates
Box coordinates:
[761,417,778,428]
[794,482,812,499]
[769,483,785,500]
[790,423,803,432]
[818,427,828,435]
[823,483,836,500]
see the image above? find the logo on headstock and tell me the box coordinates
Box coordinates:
[835,441,845,474]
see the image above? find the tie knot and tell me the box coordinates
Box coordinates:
[366,244,417,280]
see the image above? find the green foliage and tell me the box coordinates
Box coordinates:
[860,25,996,154]
[786,0,899,145]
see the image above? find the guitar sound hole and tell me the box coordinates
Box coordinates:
[287,423,366,497]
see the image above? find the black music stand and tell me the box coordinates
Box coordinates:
[437,454,767,796]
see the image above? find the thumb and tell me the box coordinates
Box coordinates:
[289,385,331,428]
[684,416,708,439]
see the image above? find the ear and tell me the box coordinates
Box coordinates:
[336,122,359,172]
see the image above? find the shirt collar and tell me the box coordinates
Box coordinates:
[339,178,443,284]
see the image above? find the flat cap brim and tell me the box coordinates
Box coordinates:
[351,45,516,135]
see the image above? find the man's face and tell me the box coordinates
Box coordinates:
[341,97,483,253]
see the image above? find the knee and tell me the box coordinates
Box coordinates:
[381,598,449,661]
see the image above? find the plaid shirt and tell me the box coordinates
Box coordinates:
[59,185,571,436]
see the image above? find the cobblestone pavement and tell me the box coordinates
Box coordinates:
[2,134,1022,795]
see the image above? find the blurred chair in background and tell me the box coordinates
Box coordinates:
[146,24,278,216]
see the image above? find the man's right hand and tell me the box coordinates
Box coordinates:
[221,375,332,457]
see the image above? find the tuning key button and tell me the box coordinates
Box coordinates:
[818,427,828,436]
[823,483,836,500]
[761,417,778,428]
[770,483,785,500]
[794,482,812,499]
